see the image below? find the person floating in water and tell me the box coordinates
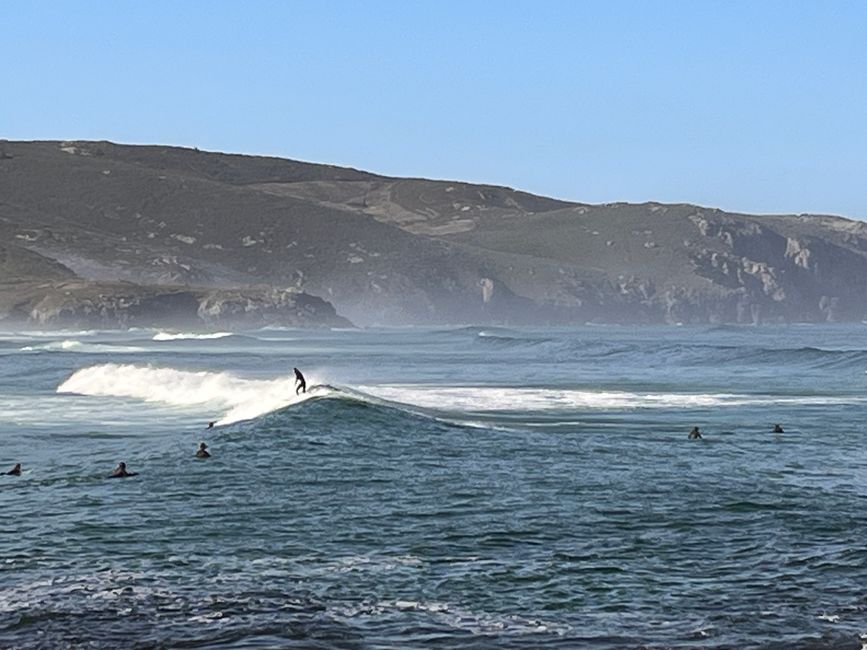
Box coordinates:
[109,461,138,478]
[688,426,703,440]
[294,367,307,395]
[772,423,784,433]
[6,463,21,476]
[206,421,215,430]
[196,442,211,459]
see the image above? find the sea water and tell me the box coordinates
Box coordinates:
[1,325,866,648]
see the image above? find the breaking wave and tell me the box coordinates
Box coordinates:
[56,364,867,429]
[152,331,234,341]
[57,364,323,425]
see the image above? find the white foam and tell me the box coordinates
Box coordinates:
[331,598,571,636]
[54,366,867,426]
[0,329,102,341]
[57,363,325,424]
[20,340,146,353]
[360,384,867,412]
[152,331,233,341]
[22,329,102,338]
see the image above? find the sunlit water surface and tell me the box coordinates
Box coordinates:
[1,325,866,648]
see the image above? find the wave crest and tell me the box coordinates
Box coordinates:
[57,364,322,424]
[21,340,147,353]
[152,332,233,341]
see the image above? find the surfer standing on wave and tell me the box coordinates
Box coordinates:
[294,367,307,395]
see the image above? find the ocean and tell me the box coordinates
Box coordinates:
[1,324,866,649]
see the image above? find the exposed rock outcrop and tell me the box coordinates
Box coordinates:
[0,281,350,329]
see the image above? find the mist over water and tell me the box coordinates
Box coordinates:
[2,325,867,648]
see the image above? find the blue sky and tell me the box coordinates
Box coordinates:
[2,1,866,217]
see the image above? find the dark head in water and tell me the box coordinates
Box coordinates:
[293,367,307,395]
[196,442,211,459]
[206,421,215,430]
[688,426,702,440]
[772,424,784,433]
[109,461,138,478]
[6,463,21,476]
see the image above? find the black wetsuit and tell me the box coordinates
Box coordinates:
[688,427,702,440]
[109,463,138,478]
[294,368,307,395]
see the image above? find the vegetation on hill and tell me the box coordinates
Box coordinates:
[2,139,866,326]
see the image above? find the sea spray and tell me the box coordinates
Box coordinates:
[57,363,322,424]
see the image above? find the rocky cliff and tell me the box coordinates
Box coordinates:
[0,275,349,330]
[2,139,866,326]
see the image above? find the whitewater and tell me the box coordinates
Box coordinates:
[55,363,867,427]
[2,324,867,648]
[57,364,321,425]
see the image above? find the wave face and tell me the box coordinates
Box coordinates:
[6,324,867,648]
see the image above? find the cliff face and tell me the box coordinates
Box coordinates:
[683,218,867,323]
[0,280,349,329]
[2,139,867,326]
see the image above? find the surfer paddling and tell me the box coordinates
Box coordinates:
[6,463,21,476]
[108,462,138,478]
[294,367,307,395]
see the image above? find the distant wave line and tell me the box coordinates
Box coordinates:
[152,331,234,341]
[21,340,147,354]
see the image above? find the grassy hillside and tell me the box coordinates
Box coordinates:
[3,140,867,325]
